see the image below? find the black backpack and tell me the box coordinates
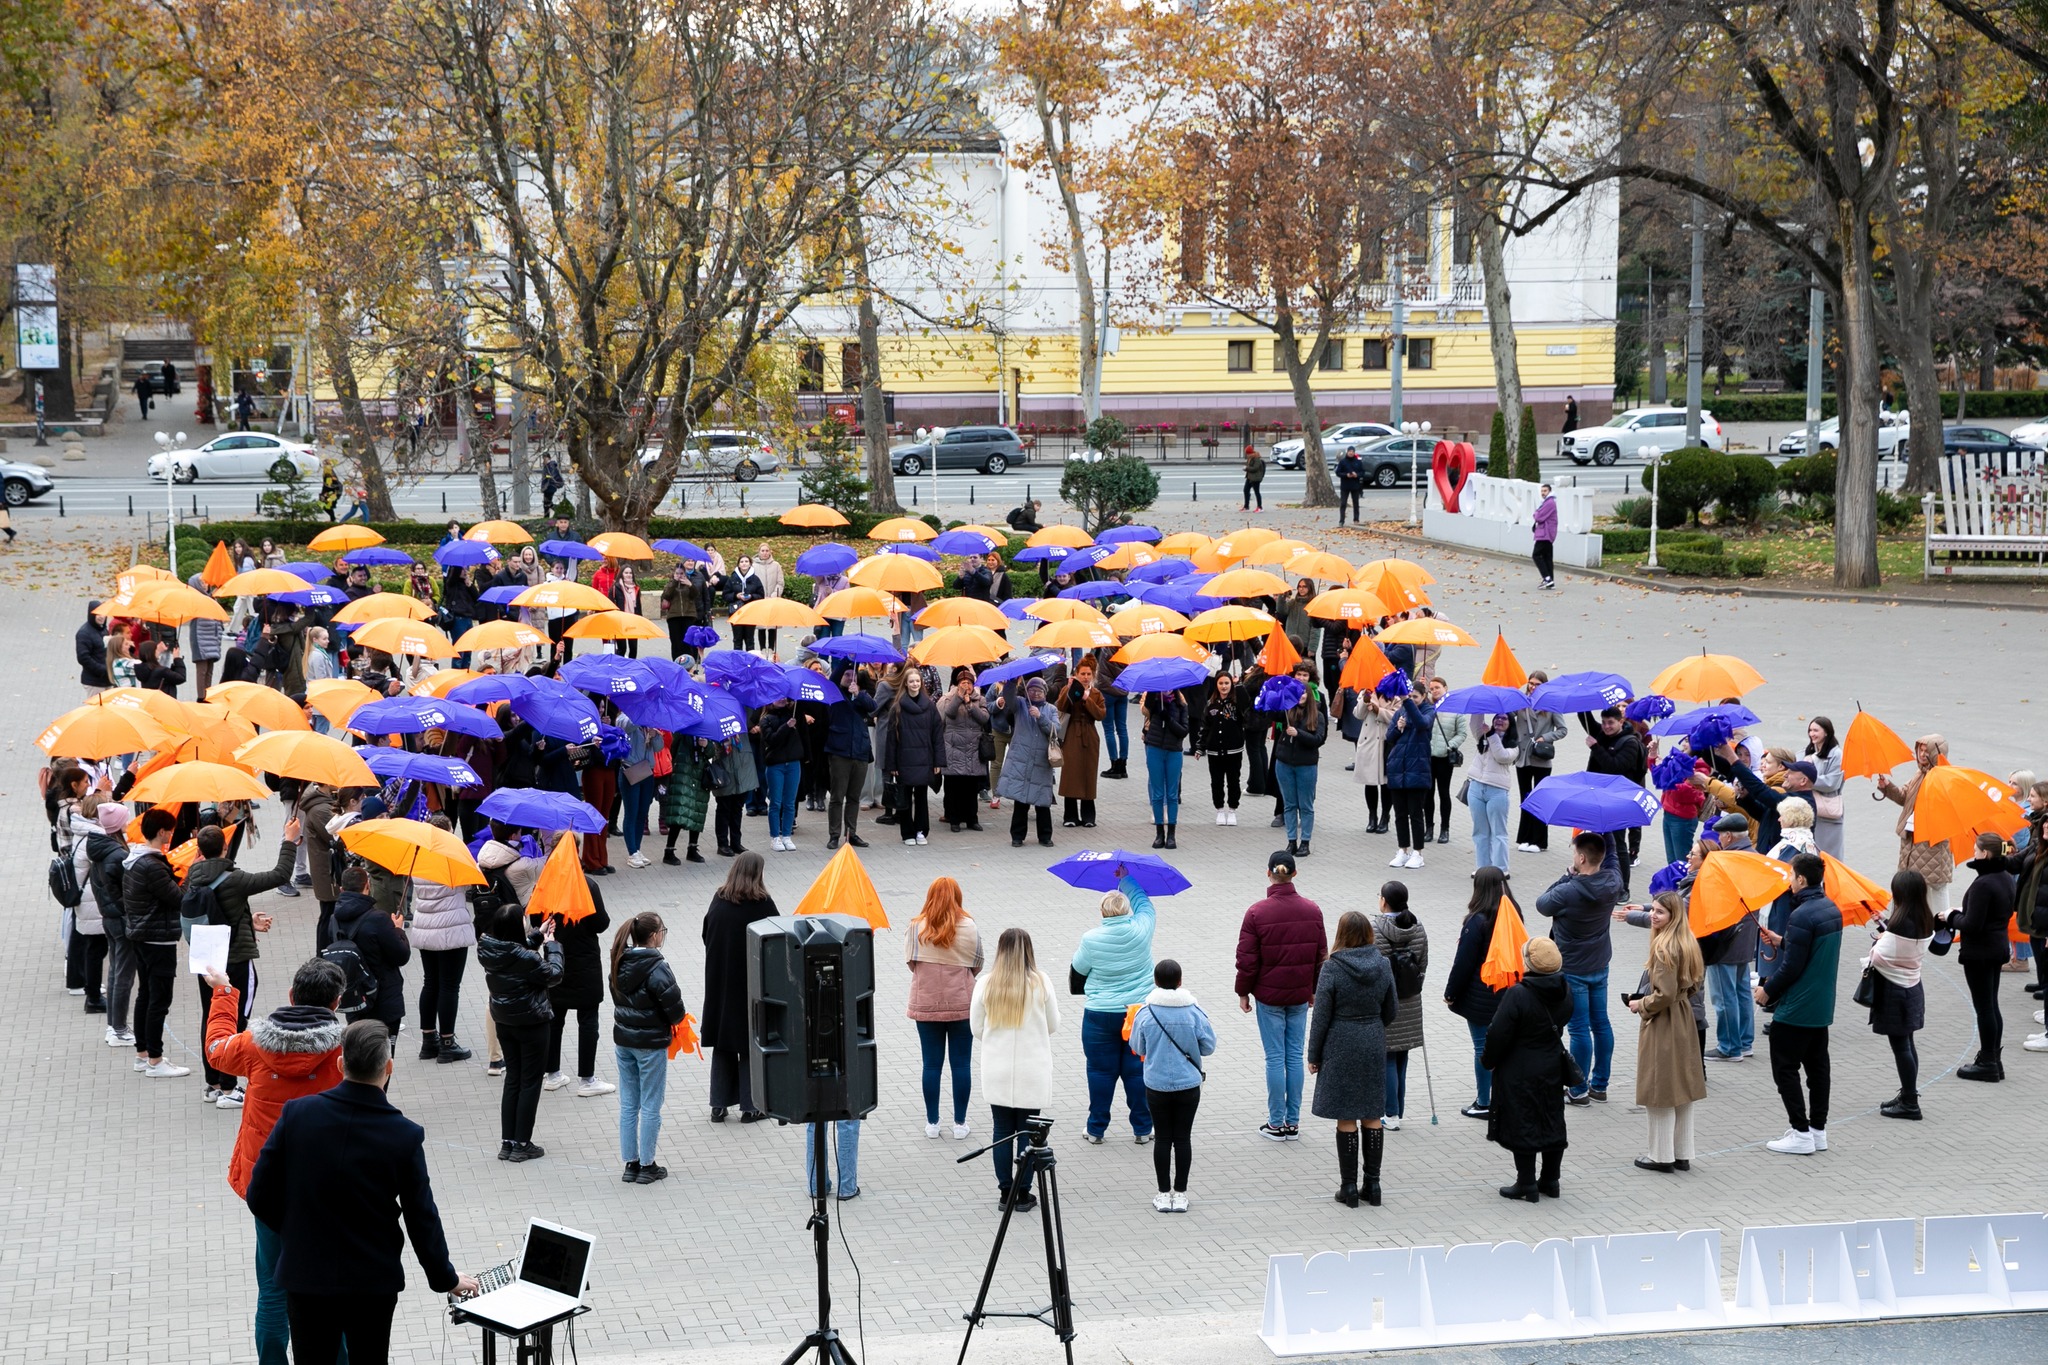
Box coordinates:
[320,921,380,1017]
[180,871,234,926]
[1386,942,1425,998]
[48,852,83,909]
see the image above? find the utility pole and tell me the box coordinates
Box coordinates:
[1389,254,1406,428]
[1647,267,1665,405]
[1804,272,1825,458]
[509,360,531,515]
[1684,147,1706,446]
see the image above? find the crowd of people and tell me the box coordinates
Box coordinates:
[41,514,2048,1364]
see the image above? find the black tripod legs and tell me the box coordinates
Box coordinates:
[957,1148,1077,1365]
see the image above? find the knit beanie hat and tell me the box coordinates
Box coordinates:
[98,803,131,833]
[1523,938,1563,975]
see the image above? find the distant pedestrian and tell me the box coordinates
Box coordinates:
[970,928,1059,1210]
[160,359,179,395]
[234,387,256,431]
[134,369,154,418]
[1308,911,1397,1208]
[1242,445,1265,510]
[1335,449,1365,525]
[609,912,686,1184]
[1562,395,1579,433]
[1531,483,1558,589]
[540,455,564,513]
[1131,959,1216,1213]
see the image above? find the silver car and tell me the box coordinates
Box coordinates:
[638,429,782,482]
[0,460,55,506]
[1269,422,1397,469]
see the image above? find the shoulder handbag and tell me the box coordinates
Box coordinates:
[1067,964,1087,995]
[1046,712,1065,769]
[1815,792,1844,821]
[1852,966,1878,1009]
[977,729,996,763]
[1455,778,1472,807]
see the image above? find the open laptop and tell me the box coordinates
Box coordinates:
[454,1219,595,1334]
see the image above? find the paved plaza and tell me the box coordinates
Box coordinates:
[2,512,2043,1364]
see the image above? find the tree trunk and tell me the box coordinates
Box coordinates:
[848,204,901,512]
[1895,276,1943,493]
[1979,331,1998,391]
[460,380,502,519]
[1832,203,1881,589]
[1475,210,1522,425]
[314,296,395,520]
[1038,98,1101,422]
[1275,305,1336,507]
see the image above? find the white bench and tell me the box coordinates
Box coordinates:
[1922,451,2048,578]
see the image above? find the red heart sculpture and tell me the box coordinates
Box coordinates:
[1431,440,1477,512]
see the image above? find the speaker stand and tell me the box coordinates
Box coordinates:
[780,1121,858,1365]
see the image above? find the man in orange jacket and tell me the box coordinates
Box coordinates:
[204,958,347,1365]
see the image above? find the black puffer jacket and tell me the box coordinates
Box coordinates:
[546,882,611,1011]
[1140,691,1189,750]
[85,831,129,939]
[333,891,411,1028]
[610,947,687,1050]
[479,932,564,1027]
[121,845,185,944]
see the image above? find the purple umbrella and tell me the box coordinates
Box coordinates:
[1529,671,1634,713]
[704,649,792,708]
[998,596,1043,620]
[559,654,664,697]
[479,585,527,606]
[879,543,941,562]
[361,748,484,788]
[1013,545,1069,563]
[796,543,859,576]
[1046,848,1190,896]
[340,546,415,567]
[274,585,350,607]
[812,633,904,664]
[653,538,713,561]
[1113,657,1208,693]
[1127,557,1194,584]
[1058,579,1129,601]
[277,561,331,583]
[478,788,607,835]
[1055,545,1114,574]
[1432,684,1532,716]
[433,540,500,568]
[539,539,602,561]
[932,529,1001,556]
[669,685,747,741]
[1519,772,1660,830]
[448,674,534,706]
[350,696,502,740]
[683,625,720,648]
[782,666,844,704]
[510,676,603,743]
[1650,702,1762,738]
[1097,525,1162,545]
[976,652,1061,687]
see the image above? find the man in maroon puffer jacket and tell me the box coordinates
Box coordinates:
[1235,849,1329,1140]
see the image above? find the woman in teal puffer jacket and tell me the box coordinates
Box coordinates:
[1069,871,1158,1143]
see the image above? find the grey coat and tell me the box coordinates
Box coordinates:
[1517,709,1568,769]
[995,695,1058,808]
[1307,946,1398,1121]
[937,693,991,777]
[1374,911,1430,1054]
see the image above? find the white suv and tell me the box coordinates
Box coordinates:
[1559,407,1727,465]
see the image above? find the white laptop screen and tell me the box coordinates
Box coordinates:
[518,1223,592,1299]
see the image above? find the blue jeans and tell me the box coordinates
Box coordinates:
[1469,781,1511,870]
[1662,812,1698,866]
[1466,1020,1493,1106]
[1145,745,1183,824]
[619,778,656,857]
[916,1018,973,1126]
[1275,761,1317,841]
[1081,1008,1152,1137]
[804,1120,861,1196]
[1384,1050,1409,1118]
[1564,970,1613,1095]
[254,1214,291,1365]
[1104,694,1130,762]
[1255,1001,1308,1126]
[764,761,801,838]
[1707,961,1755,1057]
[616,1044,667,1163]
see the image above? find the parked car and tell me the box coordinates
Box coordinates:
[2007,416,2048,447]
[146,432,321,484]
[890,426,1028,476]
[0,459,55,506]
[1776,412,1908,457]
[1941,424,2046,463]
[1268,422,1398,469]
[1559,407,1727,465]
[1336,435,1490,488]
[637,429,782,482]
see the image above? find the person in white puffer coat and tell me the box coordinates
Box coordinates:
[410,813,478,1064]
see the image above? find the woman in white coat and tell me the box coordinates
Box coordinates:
[970,927,1060,1210]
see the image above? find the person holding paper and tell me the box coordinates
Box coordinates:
[187,821,302,1107]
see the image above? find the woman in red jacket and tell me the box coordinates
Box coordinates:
[1662,757,1708,865]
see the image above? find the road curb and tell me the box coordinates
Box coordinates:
[1353,524,2048,614]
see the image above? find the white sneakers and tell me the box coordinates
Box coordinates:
[1406,851,1424,868]
[104,1026,133,1047]
[1153,1192,1175,1213]
[1172,1191,1189,1212]
[543,1072,570,1092]
[217,1089,245,1109]
[576,1079,617,1098]
[67,987,85,996]
[627,852,651,868]
[916,833,928,845]
[1383,1115,1402,1131]
[925,1122,942,1138]
[1766,1127,1827,1155]
[953,1122,971,1140]
[2024,1033,2048,1052]
[1225,810,1237,825]
[1516,842,1541,853]
[1216,810,1228,825]
[143,1061,190,1079]
[1390,850,1425,868]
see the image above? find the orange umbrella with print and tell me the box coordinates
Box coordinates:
[1913,765,2027,857]
[1688,850,1793,937]
[1819,852,1890,926]
[1479,896,1531,990]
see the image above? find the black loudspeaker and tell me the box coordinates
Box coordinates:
[747,914,877,1124]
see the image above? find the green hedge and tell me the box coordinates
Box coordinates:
[1701,391,2048,422]
[1654,542,1769,579]
[1599,528,1724,555]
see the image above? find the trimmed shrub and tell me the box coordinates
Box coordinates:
[1875,488,1920,533]
[1732,553,1770,576]
[1776,451,1838,501]
[1515,407,1540,483]
[1060,452,1159,534]
[1659,544,1731,576]
[1641,448,1728,524]
[1489,410,1508,466]
[1719,455,1780,523]
[1600,527,1723,555]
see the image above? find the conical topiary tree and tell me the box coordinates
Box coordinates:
[1515,406,1540,484]
[1488,410,1508,473]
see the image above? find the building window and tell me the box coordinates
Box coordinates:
[797,343,825,393]
[1316,339,1345,372]
[839,343,862,390]
[1226,340,1253,372]
[1407,337,1434,370]
[1360,339,1388,370]
[1272,339,1298,372]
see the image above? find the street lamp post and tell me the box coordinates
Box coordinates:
[1401,420,1432,525]
[154,430,187,570]
[1640,443,1662,570]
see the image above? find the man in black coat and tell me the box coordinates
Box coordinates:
[1580,708,1648,871]
[248,1021,474,1361]
[1953,834,2018,1081]
[332,864,411,1037]
[1335,451,1366,526]
[77,602,109,692]
[122,808,189,1076]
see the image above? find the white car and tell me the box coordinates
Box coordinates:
[2008,416,2048,447]
[1777,412,1908,458]
[638,429,782,482]
[147,433,321,483]
[1269,422,1398,469]
[1559,407,1727,465]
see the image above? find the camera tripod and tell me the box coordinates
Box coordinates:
[954,1117,1076,1365]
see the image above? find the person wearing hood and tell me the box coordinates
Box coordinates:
[1374,883,1429,1130]
[479,902,564,1161]
[994,674,1058,848]
[82,803,132,1039]
[1071,871,1159,1144]
[1949,833,2018,1082]
[332,863,410,1039]
[1131,959,1217,1213]
[541,870,614,1099]
[78,602,110,693]
[202,955,347,1365]
[124,808,192,1078]
[877,667,943,845]
[1535,831,1623,1105]
[1235,848,1327,1141]
[609,912,687,1184]
[935,670,990,835]
[1308,911,1398,1208]
[186,820,302,1105]
[1483,937,1575,1201]
[1875,734,1957,913]
[1383,678,1435,869]
[1755,853,1843,1155]
[410,813,476,1064]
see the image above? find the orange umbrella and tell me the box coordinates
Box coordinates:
[455,620,548,652]
[1198,567,1290,599]
[305,679,380,727]
[1479,896,1531,990]
[793,843,891,929]
[782,503,850,528]
[587,531,653,560]
[1285,550,1356,584]
[1819,852,1891,926]
[200,542,236,589]
[954,523,1014,546]
[847,554,944,593]
[465,520,532,544]
[1840,709,1914,780]
[667,1012,701,1059]
[1913,765,2028,857]
[348,616,458,659]
[89,686,192,729]
[918,598,1011,631]
[1339,638,1396,692]
[529,831,598,919]
[1155,532,1212,555]
[412,669,484,698]
[38,704,173,758]
[1184,605,1275,644]
[1187,544,1234,574]
[1378,618,1478,647]
[1354,559,1434,609]
[1025,618,1119,650]
[1256,622,1302,676]
[1209,527,1280,562]
[1113,633,1209,665]
[215,568,313,597]
[130,760,271,805]
[1095,542,1161,572]
[1689,850,1793,937]
[731,598,828,629]
[218,686,312,732]
[1024,599,1107,623]
[910,625,1012,668]
[816,586,899,619]
[95,580,229,625]
[333,592,435,625]
[510,581,615,612]
[563,610,664,641]
[868,516,936,543]
[234,731,377,788]
[1650,650,1769,702]
[341,818,485,888]
[308,524,385,552]
[1481,632,1529,689]
[1307,587,1395,624]
[1024,525,1093,550]
[1244,538,1315,568]
[1107,602,1191,637]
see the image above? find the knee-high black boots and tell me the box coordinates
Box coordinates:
[1333,1129,1359,1208]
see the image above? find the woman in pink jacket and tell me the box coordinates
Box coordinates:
[906,876,985,1138]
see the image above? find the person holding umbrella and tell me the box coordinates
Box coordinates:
[1875,735,1956,913]
[1070,868,1159,1145]
[1270,663,1325,857]
[877,667,943,845]
[1444,869,1509,1119]
[1141,685,1191,850]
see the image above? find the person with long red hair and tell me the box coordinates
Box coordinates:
[905,876,984,1139]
